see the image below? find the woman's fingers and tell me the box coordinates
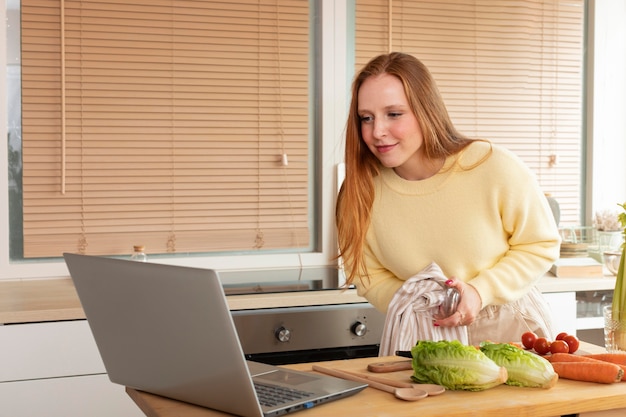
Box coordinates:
[433,278,481,327]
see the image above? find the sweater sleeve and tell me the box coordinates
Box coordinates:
[351,244,404,313]
[466,150,561,308]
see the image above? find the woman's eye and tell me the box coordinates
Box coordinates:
[360,115,373,123]
[388,112,402,118]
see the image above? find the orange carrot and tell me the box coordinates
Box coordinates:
[582,353,626,366]
[546,354,624,383]
[546,353,595,363]
[547,353,626,381]
[578,353,626,381]
[549,362,623,384]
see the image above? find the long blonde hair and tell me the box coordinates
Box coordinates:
[336,52,476,285]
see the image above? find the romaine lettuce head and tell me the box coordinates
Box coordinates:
[479,342,558,389]
[410,340,508,391]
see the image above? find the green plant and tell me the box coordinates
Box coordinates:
[619,202,626,247]
[611,202,626,350]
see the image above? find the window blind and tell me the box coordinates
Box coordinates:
[20,0,310,258]
[355,0,584,225]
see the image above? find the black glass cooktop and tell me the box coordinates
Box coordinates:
[219,266,340,295]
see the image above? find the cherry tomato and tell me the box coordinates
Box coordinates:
[563,334,580,354]
[550,339,570,354]
[521,331,538,350]
[533,337,551,355]
[555,332,569,341]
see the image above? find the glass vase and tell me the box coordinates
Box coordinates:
[603,305,626,352]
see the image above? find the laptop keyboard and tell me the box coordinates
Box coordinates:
[254,382,314,407]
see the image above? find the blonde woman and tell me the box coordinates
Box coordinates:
[336,52,560,347]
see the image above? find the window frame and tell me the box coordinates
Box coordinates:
[0,0,350,280]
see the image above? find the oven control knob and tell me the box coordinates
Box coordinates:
[275,326,291,343]
[351,321,367,337]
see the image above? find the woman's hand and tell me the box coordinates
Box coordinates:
[433,278,482,327]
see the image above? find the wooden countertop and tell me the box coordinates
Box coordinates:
[126,341,626,417]
[0,272,617,325]
[0,278,366,324]
[0,279,85,324]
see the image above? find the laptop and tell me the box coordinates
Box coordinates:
[64,253,367,417]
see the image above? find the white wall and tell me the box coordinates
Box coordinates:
[588,0,626,218]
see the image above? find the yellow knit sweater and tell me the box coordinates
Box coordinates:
[355,141,561,313]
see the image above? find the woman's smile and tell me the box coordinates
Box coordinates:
[375,143,397,153]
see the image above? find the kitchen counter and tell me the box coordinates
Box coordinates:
[125,341,626,417]
[0,272,617,324]
[0,278,85,324]
[536,274,616,293]
[0,277,365,324]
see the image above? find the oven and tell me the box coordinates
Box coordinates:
[221,267,386,365]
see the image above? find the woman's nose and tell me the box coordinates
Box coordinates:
[373,119,387,138]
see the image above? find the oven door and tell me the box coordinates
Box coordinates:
[231,303,385,365]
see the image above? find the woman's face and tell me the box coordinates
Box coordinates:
[357,73,432,180]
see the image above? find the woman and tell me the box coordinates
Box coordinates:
[336,52,561,348]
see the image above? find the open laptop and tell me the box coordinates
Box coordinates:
[64,253,366,417]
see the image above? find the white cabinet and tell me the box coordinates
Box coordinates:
[575,290,612,346]
[538,275,615,346]
[0,320,143,417]
[0,374,139,417]
[575,290,612,330]
[543,291,578,336]
[542,289,611,347]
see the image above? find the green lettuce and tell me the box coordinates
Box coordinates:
[479,342,558,389]
[410,340,507,391]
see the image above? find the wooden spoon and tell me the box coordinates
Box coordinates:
[312,365,429,402]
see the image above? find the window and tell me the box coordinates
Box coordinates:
[354,0,585,225]
[5,0,609,281]
[14,0,313,259]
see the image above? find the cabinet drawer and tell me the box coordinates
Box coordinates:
[0,374,143,417]
[0,320,105,382]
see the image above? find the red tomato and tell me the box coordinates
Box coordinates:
[521,331,538,350]
[533,337,551,355]
[550,339,570,354]
[563,334,580,353]
[555,332,569,341]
